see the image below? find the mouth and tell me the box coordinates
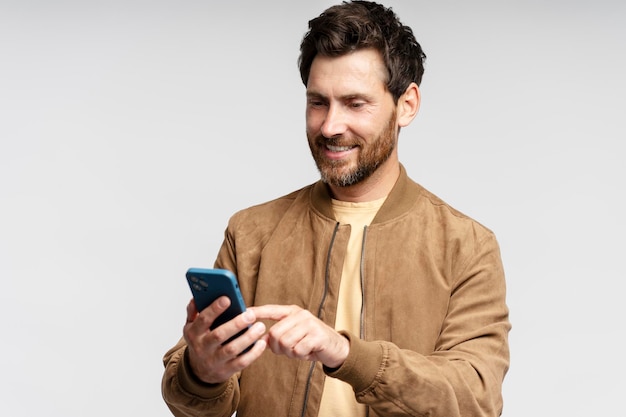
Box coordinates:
[326,144,356,152]
[321,142,357,162]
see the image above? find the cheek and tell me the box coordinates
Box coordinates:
[305,112,322,134]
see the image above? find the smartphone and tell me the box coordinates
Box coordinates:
[185,268,253,352]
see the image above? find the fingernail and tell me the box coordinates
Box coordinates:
[251,322,265,334]
[243,310,255,323]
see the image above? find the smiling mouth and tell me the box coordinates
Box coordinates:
[326,144,356,152]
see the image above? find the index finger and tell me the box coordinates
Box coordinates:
[248,304,301,322]
[186,296,231,330]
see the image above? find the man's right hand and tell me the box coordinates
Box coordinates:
[183,296,268,384]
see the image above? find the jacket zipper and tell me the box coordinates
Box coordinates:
[300,222,341,417]
[361,226,370,417]
[360,226,367,340]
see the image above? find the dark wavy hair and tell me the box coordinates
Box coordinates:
[298,1,426,102]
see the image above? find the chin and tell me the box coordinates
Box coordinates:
[321,167,369,188]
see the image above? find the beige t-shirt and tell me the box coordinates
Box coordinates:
[317,197,386,417]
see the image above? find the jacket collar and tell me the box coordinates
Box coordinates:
[310,164,423,224]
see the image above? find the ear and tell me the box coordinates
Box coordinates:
[397,82,420,128]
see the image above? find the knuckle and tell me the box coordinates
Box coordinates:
[298,309,313,321]
[268,326,281,340]
[211,327,228,343]
[194,313,211,327]
[222,343,240,357]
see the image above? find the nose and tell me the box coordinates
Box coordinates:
[320,103,347,138]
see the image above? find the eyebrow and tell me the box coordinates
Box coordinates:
[306,90,373,102]
[306,91,325,100]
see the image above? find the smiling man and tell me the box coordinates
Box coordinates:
[305,48,417,201]
[162,2,511,417]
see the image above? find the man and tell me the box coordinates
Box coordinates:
[162,1,511,416]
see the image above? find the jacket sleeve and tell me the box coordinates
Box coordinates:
[161,339,240,417]
[161,221,246,417]
[326,232,511,417]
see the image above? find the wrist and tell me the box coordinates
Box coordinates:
[324,333,350,370]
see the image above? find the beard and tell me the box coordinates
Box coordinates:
[307,109,398,188]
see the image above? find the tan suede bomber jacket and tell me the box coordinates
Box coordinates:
[162,165,511,417]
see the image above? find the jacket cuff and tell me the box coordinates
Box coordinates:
[324,331,384,393]
[176,346,233,399]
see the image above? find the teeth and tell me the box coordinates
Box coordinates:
[327,145,353,152]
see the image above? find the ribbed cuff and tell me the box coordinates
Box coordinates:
[323,331,384,393]
[176,347,233,399]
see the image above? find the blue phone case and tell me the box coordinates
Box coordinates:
[185,268,248,329]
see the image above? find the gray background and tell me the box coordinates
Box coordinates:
[1,0,624,415]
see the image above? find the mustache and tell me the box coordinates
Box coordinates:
[314,134,358,147]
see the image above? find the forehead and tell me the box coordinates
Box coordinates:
[307,48,389,96]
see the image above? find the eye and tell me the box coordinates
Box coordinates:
[307,98,327,108]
